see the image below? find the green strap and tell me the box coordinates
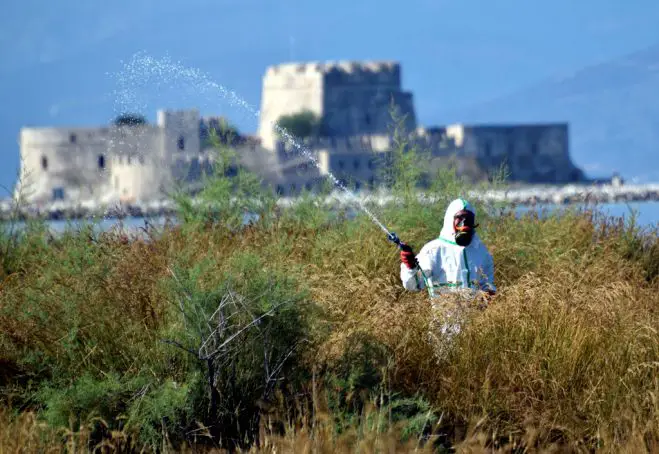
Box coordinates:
[418,236,475,295]
[463,248,471,284]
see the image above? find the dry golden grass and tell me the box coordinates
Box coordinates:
[0,207,657,452]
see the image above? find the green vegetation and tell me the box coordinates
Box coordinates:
[113,113,148,126]
[0,121,657,453]
[275,110,323,140]
[201,117,242,148]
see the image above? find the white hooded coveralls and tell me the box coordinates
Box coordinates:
[400,198,496,297]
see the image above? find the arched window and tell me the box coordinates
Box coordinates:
[98,155,105,169]
[41,156,48,170]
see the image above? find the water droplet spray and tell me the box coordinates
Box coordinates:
[111,53,400,241]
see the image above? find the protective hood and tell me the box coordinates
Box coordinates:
[439,198,478,243]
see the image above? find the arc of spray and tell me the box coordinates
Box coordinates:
[113,54,398,240]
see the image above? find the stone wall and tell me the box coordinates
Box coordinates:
[257,64,325,150]
[111,151,171,202]
[19,126,113,203]
[257,61,416,150]
[157,109,201,159]
[450,124,584,183]
[321,61,416,137]
[17,109,205,204]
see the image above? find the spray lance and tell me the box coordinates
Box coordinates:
[387,231,420,270]
[387,231,409,252]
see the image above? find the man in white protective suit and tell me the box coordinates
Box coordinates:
[398,198,496,350]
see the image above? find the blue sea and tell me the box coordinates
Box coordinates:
[515,201,658,229]
[10,200,655,235]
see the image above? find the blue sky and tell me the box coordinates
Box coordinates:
[1,0,659,192]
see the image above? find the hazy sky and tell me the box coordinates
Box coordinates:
[1,0,658,192]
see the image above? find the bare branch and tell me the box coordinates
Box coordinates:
[160,338,201,358]
[200,299,292,361]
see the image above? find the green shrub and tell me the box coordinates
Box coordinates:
[158,251,318,449]
[275,110,322,139]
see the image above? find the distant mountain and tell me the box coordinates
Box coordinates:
[438,43,659,183]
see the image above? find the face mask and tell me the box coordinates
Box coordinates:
[454,229,474,246]
[453,210,478,246]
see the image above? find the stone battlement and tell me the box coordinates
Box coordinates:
[263,60,401,87]
[20,125,159,147]
[266,60,399,76]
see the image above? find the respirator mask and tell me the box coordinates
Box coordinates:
[453,209,478,247]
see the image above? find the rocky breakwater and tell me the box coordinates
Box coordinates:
[0,199,178,222]
[479,183,659,206]
[1,183,658,222]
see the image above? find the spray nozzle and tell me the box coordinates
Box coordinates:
[388,232,413,252]
[388,232,401,247]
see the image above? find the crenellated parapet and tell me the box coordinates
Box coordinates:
[263,61,401,88]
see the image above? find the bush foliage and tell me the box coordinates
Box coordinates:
[0,120,657,453]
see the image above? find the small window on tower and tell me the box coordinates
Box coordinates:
[98,155,105,169]
[41,156,48,170]
[52,187,65,200]
[177,136,185,151]
[70,133,77,143]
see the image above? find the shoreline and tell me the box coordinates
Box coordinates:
[1,183,658,222]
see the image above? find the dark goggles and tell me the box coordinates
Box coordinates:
[453,210,478,232]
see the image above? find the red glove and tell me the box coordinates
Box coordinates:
[400,243,418,269]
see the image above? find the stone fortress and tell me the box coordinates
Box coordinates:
[17,60,585,205]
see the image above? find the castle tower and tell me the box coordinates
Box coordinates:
[257,61,417,150]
